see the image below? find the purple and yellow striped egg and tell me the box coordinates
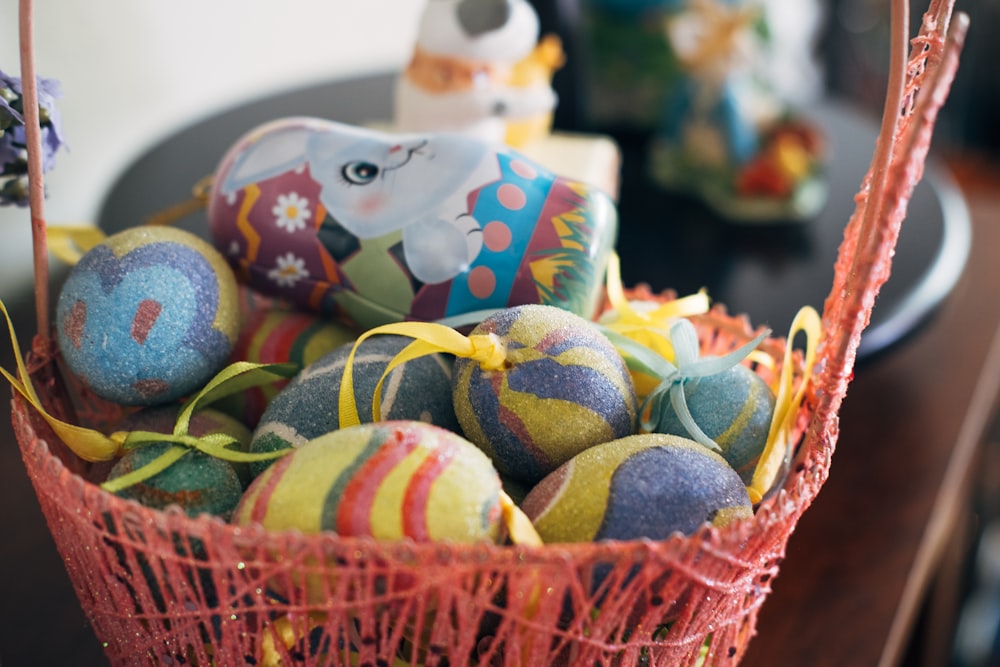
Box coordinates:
[520,433,753,543]
[55,226,239,406]
[233,421,504,544]
[452,304,637,485]
[219,299,356,427]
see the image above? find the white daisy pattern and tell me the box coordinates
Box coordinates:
[268,252,309,287]
[272,192,311,233]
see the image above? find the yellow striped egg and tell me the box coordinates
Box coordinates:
[233,421,503,544]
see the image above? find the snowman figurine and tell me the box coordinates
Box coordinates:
[394,0,562,147]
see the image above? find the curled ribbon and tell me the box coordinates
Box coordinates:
[338,321,507,429]
[598,252,710,395]
[603,252,711,327]
[747,305,821,504]
[1,298,122,461]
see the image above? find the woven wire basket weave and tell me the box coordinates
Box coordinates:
[10,1,968,665]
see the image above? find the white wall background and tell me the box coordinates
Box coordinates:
[0,0,423,295]
[0,0,823,298]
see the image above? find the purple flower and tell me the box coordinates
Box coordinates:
[1,68,66,206]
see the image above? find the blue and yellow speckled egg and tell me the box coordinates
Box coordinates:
[520,433,753,543]
[234,421,503,544]
[452,304,637,485]
[218,298,356,427]
[55,226,240,406]
[105,405,250,519]
[248,335,460,478]
[648,364,775,483]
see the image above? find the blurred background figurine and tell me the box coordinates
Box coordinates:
[393,0,563,148]
[579,0,827,222]
[648,0,827,222]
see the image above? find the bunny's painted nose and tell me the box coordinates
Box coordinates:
[457,0,513,37]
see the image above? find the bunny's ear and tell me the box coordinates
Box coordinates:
[219,119,318,194]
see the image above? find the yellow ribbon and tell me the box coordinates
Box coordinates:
[598,252,711,396]
[601,252,711,336]
[1,298,123,461]
[145,174,214,227]
[97,359,300,492]
[45,174,213,266]
[747,305,821,504]
[500,491,544,547]
[338,321,506,429]
[47,225,107,266]
[1,294,299,472]
[335,321,543,546]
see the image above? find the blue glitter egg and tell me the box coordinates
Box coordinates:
[648,364,775,483]
[55,226,240,406]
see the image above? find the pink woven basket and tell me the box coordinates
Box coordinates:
[11,1,968,665]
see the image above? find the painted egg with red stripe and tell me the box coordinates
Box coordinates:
[232,421,503,544]
[216,292,356,427]
[206,117,617,331]
[452,304,637,485]
[55,226,240,406]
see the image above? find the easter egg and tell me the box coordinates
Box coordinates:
[233,421,504,544]
[207,117,617,330]
[248,335,460,478]
[217,296,356,427]
[55,225,240,406]
[452,304,637,485]
[113,404,255,487]
[647,363,775,483]
[521,433,753,543]
[106,405,250,518]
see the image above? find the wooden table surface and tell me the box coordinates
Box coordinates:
[742,156,1000,667]
[1,151,998,666]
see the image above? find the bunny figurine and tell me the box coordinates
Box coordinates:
[206,117,618,330]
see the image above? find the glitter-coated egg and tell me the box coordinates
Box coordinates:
[521,433,753,543]
[107,443,243,519]
[218,297,356,427]
[106,404,250,519]
[112,404,255,487]
[55,226,240,406]
[207,117,617,330]
[249,335,460,478]
[234,421,504,544]
[452,304,637,485]
[648,364,775,483]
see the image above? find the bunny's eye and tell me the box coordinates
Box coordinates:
[342,161,379,185]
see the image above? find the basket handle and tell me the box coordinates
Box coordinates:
[17,0,51,339]
[809,0,969,452]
